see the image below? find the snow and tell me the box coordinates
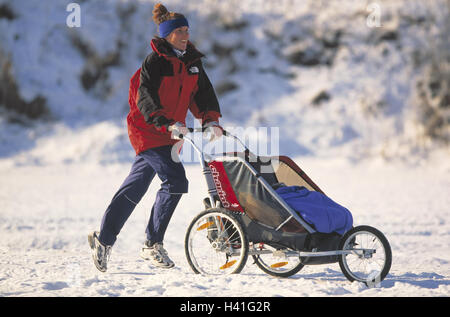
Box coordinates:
[1,155,449,297]
[1,0,449,297]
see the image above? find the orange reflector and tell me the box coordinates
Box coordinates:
[220,260,237,270]
[270,262,288,268]
[197,221,214,231]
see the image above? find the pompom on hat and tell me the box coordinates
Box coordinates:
[152,3,189,38]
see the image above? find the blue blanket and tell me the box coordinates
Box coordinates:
[275,186,353,235]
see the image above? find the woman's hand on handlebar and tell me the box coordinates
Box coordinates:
[169,122,189,140]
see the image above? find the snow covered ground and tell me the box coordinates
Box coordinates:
[1,151,449,297]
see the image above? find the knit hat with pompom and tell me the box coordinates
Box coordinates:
[152,3,189,38]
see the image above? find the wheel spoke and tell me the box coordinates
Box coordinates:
[251,244,303,277]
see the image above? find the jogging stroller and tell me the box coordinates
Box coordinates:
[180,128,392,286]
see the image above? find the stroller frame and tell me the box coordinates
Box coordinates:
[181,128,391,284]
[182,129,352,257]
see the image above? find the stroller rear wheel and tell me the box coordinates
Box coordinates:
[252,244,304,278]
[338,225,392,286]
[185,208,249,275]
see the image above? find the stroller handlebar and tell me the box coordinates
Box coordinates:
[185,127,228,136]
[177,127,249,156]
[174,127,228,140]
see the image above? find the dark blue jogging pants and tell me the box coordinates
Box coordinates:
[98,145,188,246]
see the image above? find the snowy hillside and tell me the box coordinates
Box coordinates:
[0,0,449,163]
[0,0,449,298]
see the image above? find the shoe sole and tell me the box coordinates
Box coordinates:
[149,262,175,269]
[88,232,95,250]
[140,250,175,269]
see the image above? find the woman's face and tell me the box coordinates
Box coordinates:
[166,26,189,51]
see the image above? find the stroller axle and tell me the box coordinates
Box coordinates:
[299,249,376,258]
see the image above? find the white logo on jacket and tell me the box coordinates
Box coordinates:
[189,66,199,74]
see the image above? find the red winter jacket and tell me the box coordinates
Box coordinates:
[127,38,221,154]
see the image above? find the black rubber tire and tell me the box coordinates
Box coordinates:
[338,225,392,286]
[185,208,249,275]
[252,252,304,278]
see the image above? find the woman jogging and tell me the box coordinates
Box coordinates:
[88,3,222,272]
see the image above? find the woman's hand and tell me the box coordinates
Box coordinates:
[169,122,189,139]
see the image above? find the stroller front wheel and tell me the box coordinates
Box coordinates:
[338,225,392,286]
[185,208,249,275]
